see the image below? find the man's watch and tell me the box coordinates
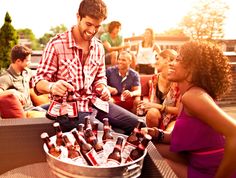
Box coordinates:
[48,83,54,94]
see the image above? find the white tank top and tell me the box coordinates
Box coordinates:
[136,42,156,64]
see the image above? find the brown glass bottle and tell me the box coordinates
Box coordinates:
[41,132,61,158]
[92,121,99,138]
[84,116,92,130]
[77,123,85,137]
[126,123,141,148]
[137,95,145,116]
[102,118,113,143]
[53,122,65,146]
[67,81,78,119]
[107,136,124,165]
[85,128,103,153]
[126,134,151,163]
[46,95,63,120]
[72,130,99,166]
[62,135,81,159]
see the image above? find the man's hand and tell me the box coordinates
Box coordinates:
[50,80,74,96]
[121,90,133,100]
[96,86,111,101]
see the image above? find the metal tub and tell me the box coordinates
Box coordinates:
[43,131,147,178]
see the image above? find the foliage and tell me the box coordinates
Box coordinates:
[0,12,18,70]
[161,28,187,37]
[180,0,229,41]
[38,24,67,47]
[17,28,40,50]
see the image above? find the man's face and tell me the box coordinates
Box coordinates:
[77,15,103,41]
[16,55,31,71]
[117,52,131,70]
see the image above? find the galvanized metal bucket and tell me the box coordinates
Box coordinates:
[43,131,147,178]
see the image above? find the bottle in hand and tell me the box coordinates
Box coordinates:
[136,95,145,116]
[46,95,63,120]
[66,80,78,119]
[126,134,151,163]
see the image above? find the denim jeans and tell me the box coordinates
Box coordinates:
[54,102,146,135]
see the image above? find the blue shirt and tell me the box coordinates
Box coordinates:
[106,66,140,94]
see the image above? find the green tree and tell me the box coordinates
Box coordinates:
[0,12,18,70]
[180,0,228,41]
[162,28,187,37]
[38,24,67,47]
[17,28,40,50]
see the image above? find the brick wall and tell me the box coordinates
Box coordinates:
[218,63,236,106]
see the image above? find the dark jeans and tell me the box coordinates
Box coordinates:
[96,102,146,135]
[53,102,146,135]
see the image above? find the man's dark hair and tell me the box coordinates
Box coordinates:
[78,0,107,20]
[11,45,32,63]
[108,21,121,33]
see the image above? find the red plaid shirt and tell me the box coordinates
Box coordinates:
[32,26,107,112]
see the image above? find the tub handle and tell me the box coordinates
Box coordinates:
[123,163,141,177]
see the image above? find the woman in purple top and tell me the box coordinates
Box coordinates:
[142,41,236,178]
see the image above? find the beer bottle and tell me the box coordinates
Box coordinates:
[126,134,151,163]
[137,96,145,116]
[72,130,99,166]
[41,132,61,158]
[77,123,85,137]
[46,95,63,120]
[126,122,142,148]
[53,122,65,146]
[85,128,103,153]
[62,135,81,159]
[84,116,92,130]
[107,136,124,166]
[67,81,78,119]
[102,118,113,143]
[92,121,99,139]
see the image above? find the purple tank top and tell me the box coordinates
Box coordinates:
[170,108,225,153]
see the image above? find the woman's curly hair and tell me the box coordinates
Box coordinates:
[180,41,232,99]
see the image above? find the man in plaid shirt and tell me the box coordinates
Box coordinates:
[32,0,144,135]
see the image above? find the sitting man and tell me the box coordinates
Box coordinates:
[0,45,47,118]
[106,51,141,113]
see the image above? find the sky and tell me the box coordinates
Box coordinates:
[0,0,236,39]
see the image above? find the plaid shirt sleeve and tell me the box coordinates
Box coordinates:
[31,40,59,87]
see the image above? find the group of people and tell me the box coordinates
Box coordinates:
[0,0,236,177]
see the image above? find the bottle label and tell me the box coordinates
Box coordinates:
[67,101,78,118]
[85,148,99,166]
[47,101,61,117]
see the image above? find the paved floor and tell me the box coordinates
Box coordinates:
[221,105,236,118]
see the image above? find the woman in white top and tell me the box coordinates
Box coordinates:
[136,28,161,74]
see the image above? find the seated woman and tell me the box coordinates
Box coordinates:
[142,41,236,178]
[137,49,180,131]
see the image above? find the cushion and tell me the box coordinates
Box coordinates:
[0,90,26,119]
[30,88,49,106]
[26,110,46,118]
